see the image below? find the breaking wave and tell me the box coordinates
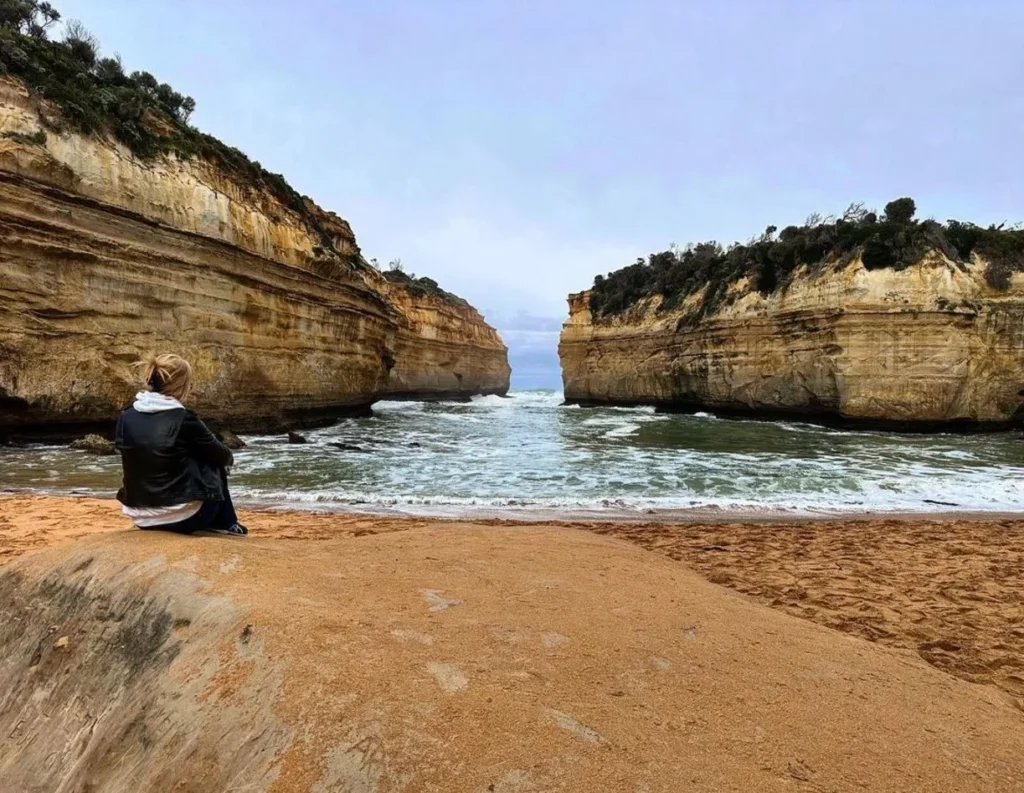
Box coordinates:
[4,389,1024,517]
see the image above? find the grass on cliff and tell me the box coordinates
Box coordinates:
[382,265,470,307]
[0,0,359,265]
[589,198,1024,322]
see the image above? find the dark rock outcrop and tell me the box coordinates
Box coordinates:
[69,434,115,455]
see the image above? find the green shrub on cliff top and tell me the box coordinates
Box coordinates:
[0,0,353,263]
[589,198,1024,319]
[383,266,469,307]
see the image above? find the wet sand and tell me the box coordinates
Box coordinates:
[1,494,1021,701]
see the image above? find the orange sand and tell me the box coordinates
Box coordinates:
[1,495,1021,700]
[1,495,1023,791]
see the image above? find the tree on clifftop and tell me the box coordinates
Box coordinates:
[0,0,368,267]
[0,0,60,38]
[589,195,1024,317]
[884,197,917,225]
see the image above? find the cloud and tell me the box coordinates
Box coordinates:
[358,205,640,320]
[491,311,565,333]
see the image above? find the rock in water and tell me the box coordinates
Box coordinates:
[219,430,246,450]
[69,435,116,455]
[328,442,365,452]
[287,431,308,444]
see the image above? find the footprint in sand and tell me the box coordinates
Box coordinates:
[426,662,468,693]
[421,589,461,612]
[543,708,607,744]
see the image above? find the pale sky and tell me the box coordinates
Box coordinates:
[56,1,1024,388]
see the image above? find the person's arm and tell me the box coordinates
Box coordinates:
[180,410,234,468]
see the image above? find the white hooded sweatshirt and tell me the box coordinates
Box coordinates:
[121,391,203,527]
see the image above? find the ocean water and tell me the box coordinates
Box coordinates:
[3,389,1024,517]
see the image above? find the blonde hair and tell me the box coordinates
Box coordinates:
[135,353,193,401]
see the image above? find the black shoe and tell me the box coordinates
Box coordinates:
[211,523,248,536]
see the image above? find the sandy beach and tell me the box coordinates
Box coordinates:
[2,494,1021,701]
[3,496,1024,791]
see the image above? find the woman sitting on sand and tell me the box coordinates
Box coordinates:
[115,353,248,536]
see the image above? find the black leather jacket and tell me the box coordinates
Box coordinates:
[115,407,234,507]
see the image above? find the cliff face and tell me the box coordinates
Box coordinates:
[559,253,1024,427]
[382,284,510,400]
[0,78,508,437]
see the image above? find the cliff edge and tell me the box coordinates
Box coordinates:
[560,201,1024,428]
[0,43,508,437]
[381,271,510,400]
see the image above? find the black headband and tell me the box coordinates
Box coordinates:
[148,370,165,392]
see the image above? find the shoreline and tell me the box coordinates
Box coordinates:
[341,502,1024,523]
[4,487,1024,524]
[2,493,1021,701]
[247,502,1024,525]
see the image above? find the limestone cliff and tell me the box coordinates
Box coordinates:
[0,77,508,437]
[560,253,1024,428]
[382,280,510,400]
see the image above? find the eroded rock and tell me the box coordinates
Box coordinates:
[0,76,509,437]
[559,254,1024,427]
[0,547,287,792]
[219,430,246,450]
[70,434,116,455]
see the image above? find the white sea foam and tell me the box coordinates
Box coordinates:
[603,423,641,438]
[4,389,1024,516]
[373,400,428,412]
[581,416,633,426]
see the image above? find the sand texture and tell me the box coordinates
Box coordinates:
[0,496,1022,791]
[586,518,1024,699]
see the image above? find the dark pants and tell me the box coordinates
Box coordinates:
[143,470,238,534]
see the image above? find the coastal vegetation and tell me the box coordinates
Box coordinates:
[589,198,1024,320]
[382,260,469,306]
[0,0,352,260]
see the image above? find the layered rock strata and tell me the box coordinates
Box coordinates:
[0,78,508,437]
[381,283,510,400]
[559,254,1024,428]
